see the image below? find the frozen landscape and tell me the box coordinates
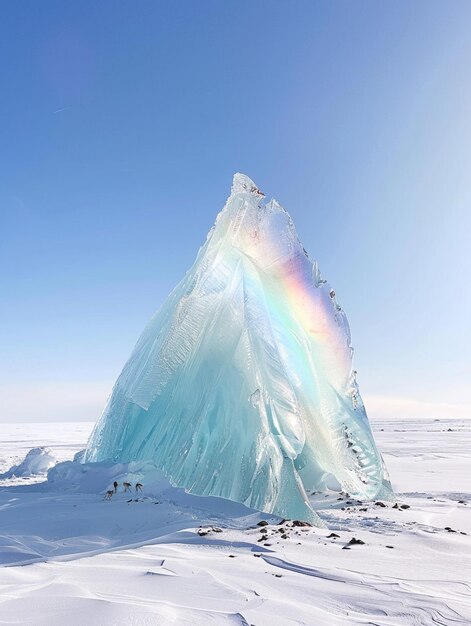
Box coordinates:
[0,176,469,625]
[0,417,469,625]
[3,2,470,624]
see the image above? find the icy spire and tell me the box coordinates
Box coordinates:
[85,174,392,525]
[231,172,265,197]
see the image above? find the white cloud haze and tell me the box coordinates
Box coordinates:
[0,382,112,423]
[364,394,471,420]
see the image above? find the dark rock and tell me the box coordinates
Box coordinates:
[400,504,410,509]
[375,501,386,507]
[257,520,269,527]
[386,545,394,549]
[281,534,288,539]
[347,537,365,546]
[292,520,312,527]
[327,533,340,539]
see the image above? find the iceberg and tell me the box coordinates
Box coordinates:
[85,174,392,525]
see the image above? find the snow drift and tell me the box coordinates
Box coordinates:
[0,447,56,479]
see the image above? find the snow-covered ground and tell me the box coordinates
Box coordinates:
[0,418,469,625]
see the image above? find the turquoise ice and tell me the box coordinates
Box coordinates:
[85,174,392,524]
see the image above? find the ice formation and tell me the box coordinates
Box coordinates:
[85,174,392,525]
[0,447,56,479]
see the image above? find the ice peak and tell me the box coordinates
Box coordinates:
[231,173,265,198]
[85,175,392,525]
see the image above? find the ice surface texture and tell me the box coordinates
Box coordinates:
[85,174,392,525]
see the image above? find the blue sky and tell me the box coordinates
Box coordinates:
[1,1,470,422]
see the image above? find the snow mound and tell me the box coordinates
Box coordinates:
[47,458,172,495]
[0,447,57,479]
[44,457,269,520]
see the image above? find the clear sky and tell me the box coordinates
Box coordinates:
[1,1,470,422]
